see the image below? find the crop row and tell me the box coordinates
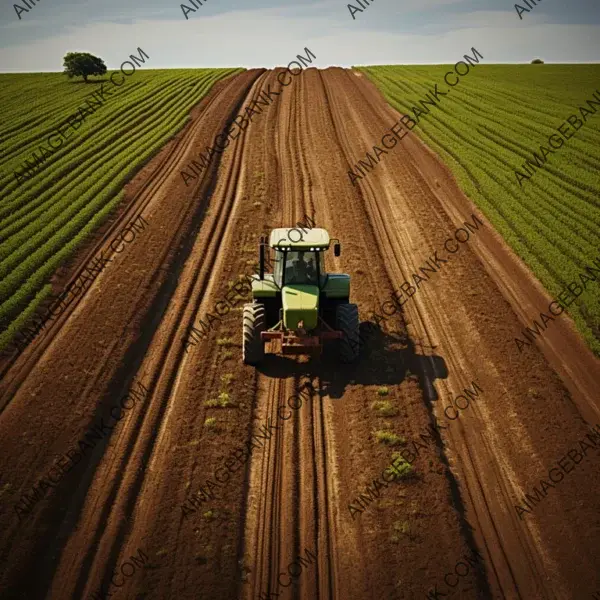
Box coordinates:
[0,77,206,280]
[0,68,240,351]
[0,72,219,244]
[360,64,600,354]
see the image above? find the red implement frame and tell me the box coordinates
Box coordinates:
[261,318,342,356]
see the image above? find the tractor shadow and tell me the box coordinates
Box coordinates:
[256,322,448,401]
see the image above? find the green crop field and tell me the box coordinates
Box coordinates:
[0,67,240,353]
[359,63,600,355]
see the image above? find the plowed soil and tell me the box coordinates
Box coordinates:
[1,67,600,600]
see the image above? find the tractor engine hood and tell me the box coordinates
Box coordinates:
[282,285,319,331]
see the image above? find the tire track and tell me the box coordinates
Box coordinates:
[240,69,337,600]
[63,69,277,600]
[327,67,600,598]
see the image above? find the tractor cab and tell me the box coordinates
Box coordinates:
[269,228,335,289]
[278,250,320,286]
[242,227,359,365]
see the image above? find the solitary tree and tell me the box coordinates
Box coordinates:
[531,58,544,64]
[63,52,107,83]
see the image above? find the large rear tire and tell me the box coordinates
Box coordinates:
[243,302,266,365]
[336,303,360,363]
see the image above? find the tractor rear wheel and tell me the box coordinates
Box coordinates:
[336,303,360,363]
[243,302,266,365]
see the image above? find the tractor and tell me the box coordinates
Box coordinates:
[242,228,360,365]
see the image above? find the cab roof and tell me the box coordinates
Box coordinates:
[269,228,330,249]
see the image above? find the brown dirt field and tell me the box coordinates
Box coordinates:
[1,67,600,600]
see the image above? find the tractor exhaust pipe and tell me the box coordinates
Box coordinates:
[259,238,265,280]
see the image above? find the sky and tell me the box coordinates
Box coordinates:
[0,0,599,71]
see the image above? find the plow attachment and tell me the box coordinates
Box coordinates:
[261,319,342,356]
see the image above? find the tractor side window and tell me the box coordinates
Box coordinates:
[273,250,284,287]
[284,251,318,285]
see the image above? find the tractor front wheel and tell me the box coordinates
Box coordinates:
[243,302,266,365]
[336,303,360,363]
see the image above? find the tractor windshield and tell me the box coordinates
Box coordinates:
[282,251,319,285]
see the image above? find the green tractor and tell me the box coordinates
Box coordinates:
[242,228,360,365]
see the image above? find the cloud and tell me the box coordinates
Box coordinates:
[0,1,598,71]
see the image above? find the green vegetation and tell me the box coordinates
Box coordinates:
[0,483,12,499]
[373,430,405,446]
[377,386,389,396]
[0,67,241,352]
[204,417,217,430]
[204,391,235,408]
[360,64,600,355]
[371,400,399,417]
[390,520,411,543]
[205,373,237,408]
[384,452,414,480]
[221,373,234,385]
